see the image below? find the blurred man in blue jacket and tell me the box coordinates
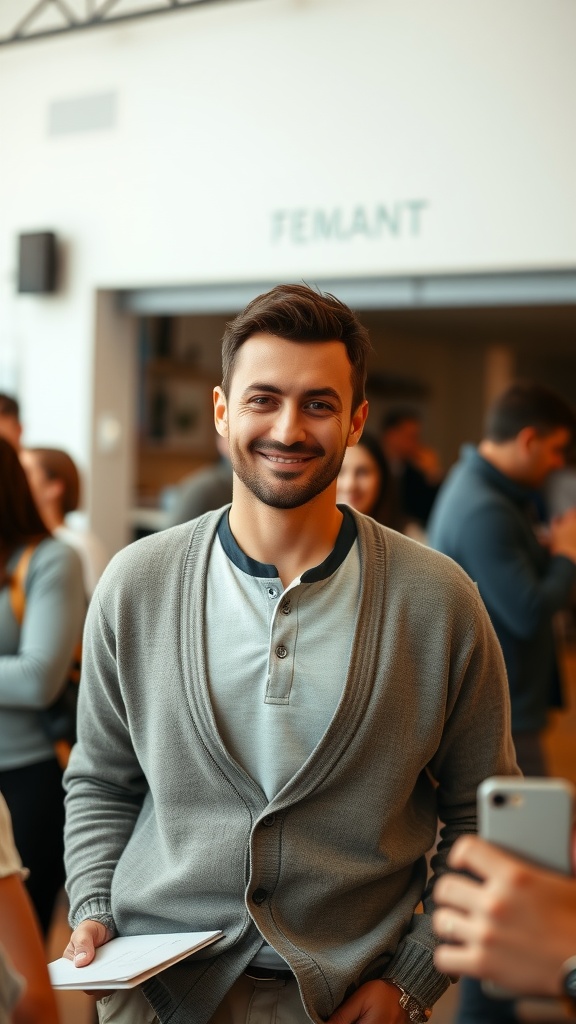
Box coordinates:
[430,381,576,775]
[429,380,576,1024]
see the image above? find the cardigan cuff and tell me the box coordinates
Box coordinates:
[382,937,450,1008]
[69,897,117,937]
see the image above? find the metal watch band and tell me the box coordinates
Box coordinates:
[393,982,432,1022]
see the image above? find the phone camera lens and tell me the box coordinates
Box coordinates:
[492,793,507,807]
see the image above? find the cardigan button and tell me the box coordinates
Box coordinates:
[252,888,268,905]
[262,814,276,827]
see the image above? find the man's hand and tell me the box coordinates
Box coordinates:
[63,918,114,999]
[432,834,576,997]
[411,446,442,485]
[550,508,576,562]
[327,980,411,1024]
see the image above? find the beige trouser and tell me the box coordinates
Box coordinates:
[97,973,311,1024]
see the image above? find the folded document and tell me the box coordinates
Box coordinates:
[48,931,223,989]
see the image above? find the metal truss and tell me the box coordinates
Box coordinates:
[0,0,241,46]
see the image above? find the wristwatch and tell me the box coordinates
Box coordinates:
[562,955,576,1007]
[392,982,432,1022]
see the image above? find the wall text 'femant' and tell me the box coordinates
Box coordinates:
[270,201,428,245]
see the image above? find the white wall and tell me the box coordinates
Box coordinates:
[1,0,575,544]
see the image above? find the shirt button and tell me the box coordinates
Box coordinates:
[275,645,288,659]
[262,814,276,827]
[267,587,279,600]
[252,887,268,905]
[281,601,291,614]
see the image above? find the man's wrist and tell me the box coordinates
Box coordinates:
[84,913,116,936]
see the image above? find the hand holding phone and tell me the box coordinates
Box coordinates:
[478,776,574,998]
[433,777,576,1001]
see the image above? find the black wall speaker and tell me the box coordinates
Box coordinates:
[17,232,57,293]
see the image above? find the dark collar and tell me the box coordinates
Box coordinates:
[463,444,542,506]
[217,505,358,582]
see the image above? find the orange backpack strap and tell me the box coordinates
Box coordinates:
[8,545,36,626]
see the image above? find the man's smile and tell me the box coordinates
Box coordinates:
[250,439,325,468]
[259,453,316,465]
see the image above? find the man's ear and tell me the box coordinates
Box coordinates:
[517,425,538,454]
[347,400,369,448]
[213,387,229,437]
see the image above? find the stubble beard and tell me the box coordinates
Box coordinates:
[229,438,348,510]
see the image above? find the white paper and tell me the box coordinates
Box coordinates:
[48,930,222,989]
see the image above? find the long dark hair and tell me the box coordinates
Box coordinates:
[0,438,50,582]
[354,433,398,527]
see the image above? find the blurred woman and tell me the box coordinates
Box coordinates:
[337,432,396,526]
[0,438,84,935]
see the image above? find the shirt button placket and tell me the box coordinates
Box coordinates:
[266,586,297,702]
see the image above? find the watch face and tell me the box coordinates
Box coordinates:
[565,967,576,999]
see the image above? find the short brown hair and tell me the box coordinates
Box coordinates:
[485,381,576,443]
[221,284,372,411]
[29,448,80,515]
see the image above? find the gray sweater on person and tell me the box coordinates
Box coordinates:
[64,509,517,1024]
[0,538,85,771]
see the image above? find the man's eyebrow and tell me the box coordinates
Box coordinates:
[242,384,342,404]
[242,384,284,396]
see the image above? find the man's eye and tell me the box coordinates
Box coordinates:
[306,401,332,412]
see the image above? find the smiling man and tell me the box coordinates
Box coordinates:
[63,285,517,1024]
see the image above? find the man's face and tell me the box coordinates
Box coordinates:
[523,427,571,488]
[385,419,421,462]
[214,333,367,510]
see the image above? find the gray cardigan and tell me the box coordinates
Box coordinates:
[64,509,518,1023]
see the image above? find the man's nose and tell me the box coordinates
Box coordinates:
[270,404,307,446]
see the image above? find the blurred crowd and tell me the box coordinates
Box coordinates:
[0,394,109,1023]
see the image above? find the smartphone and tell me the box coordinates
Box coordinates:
[478,776,574,873]
[477,776,575,998]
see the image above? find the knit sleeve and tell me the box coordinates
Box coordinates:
[64,590,147,931]
[0,539,85,709]
[382,581,520,1006]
